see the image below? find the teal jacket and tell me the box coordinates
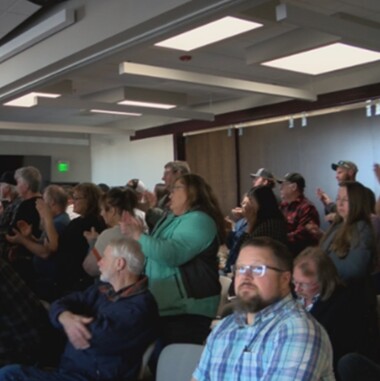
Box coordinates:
[139,210,220,318]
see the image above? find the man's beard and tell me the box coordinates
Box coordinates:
[234,284,280,314]
[233,294,270,314]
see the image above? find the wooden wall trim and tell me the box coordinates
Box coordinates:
[131,82,380,141]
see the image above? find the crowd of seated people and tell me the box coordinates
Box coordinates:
[1,159,380,380]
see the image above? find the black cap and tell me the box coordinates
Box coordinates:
[277,172,305,190]
[0,171,16,186]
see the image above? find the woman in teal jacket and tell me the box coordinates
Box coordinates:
[121,173,225,345]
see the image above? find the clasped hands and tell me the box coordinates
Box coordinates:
[58,311,94,350]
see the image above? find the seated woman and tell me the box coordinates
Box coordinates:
[320,181,379,360]
[121,173,225,346]
[229,186,287,269]
[224,186,287,301]
[320,181,375,281]
[82,187,140,277]
[56,183,106,295]
[293,247,365,367]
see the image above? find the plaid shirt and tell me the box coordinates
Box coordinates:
[0,258,49,364]
[193,294,335,381]
[280,195,320,255]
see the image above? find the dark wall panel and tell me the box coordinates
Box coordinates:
[185,130,237,216]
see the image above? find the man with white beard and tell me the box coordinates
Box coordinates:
[0,238,158,381]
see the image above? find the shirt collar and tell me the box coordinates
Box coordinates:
[296,294,320,312]
[99,275,148,302]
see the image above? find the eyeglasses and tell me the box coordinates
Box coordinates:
[336,197,349,203]
[233,264,286,277]
[292,280,318,290]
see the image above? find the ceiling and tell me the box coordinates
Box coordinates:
[0,0,380,138]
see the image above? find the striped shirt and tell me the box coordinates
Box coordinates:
[193,294,335,381]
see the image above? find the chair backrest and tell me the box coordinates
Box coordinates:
[156,343,204,381]
[138,341,156,380]
[216,275,232,317]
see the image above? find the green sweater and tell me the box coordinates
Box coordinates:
[139,210,220,318]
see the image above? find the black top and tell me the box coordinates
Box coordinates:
[57,215,106,295]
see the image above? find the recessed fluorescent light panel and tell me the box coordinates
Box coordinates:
[155,16,262,51]
[262,43,380,75]
[90,109,141,116]
[4,92,60,107]
[117,100,176,109]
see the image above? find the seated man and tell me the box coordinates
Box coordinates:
[0,237,159,381]
[293,247,368,368]
[192,237,334,381]
[278,172,320,256]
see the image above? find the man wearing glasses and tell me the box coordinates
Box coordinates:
[192,237,334,381]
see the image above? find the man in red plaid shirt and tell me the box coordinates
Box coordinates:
[278,173,320,256]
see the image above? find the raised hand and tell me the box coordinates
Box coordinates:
[120,211,144,240]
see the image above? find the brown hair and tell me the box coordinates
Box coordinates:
[321,181,372,258]
[295,247,342,301]
[176,174,225,243]
[101,187,137,216]
[74,182,102,218]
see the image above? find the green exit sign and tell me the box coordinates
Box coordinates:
[57,161,70,173]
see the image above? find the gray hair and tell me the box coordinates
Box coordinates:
[108,237,145,275]
[15,166,41,193]
[44,185,68,211]
[164,160,190,175]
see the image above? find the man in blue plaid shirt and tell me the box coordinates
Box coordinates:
[193,237,335,381]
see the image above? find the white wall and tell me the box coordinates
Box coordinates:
[0,140,91,183]
[90,134,173,190]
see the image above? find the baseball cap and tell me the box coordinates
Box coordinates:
[0,171,16,186]
[331,160,358,173]
[277,172,306,189]
[250,168,274,180]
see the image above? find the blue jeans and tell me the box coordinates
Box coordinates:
[0,365,88,381]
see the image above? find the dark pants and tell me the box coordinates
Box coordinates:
[337,353,380,381]
[0,365,88,381]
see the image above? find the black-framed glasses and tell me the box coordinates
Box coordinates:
[233,264,286,278]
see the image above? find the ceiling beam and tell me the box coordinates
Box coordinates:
[36,97,215,121]
[276,3,380,52]
[119,62,317,101]
[0,121,133,136]
[131,82,380,140]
